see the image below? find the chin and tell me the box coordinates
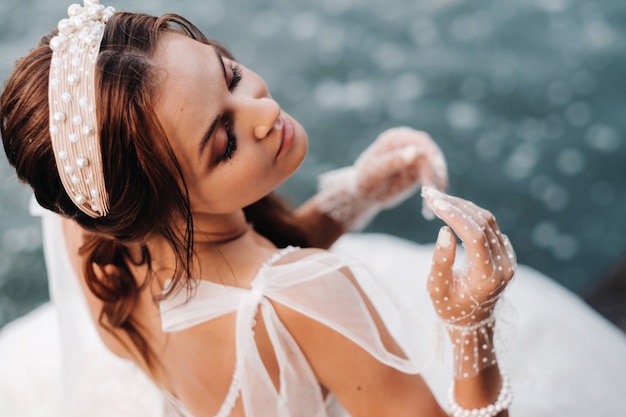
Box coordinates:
[290,127,308,172]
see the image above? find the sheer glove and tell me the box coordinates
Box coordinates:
[315,127,448,231]
[422,186,516,377]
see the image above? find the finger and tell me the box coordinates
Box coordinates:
[447,197,508,276]
[356,145,423,200]
[456,201,514,282]
[428,226,457,300]
[418,143,448,192]
[422,187,488,251]
[501,234,517,280]
[370,128,447,187]
[460,199,506,248]
[365,144,423,176]
[422,188,498,279]
[445,197,515,294]
[424,189,504,266]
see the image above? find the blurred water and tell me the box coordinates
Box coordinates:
[1,0,625,328]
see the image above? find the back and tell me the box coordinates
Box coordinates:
[63,218,434,417]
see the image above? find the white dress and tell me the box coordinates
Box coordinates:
[1,206,626,416]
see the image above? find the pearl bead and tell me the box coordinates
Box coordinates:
[69,133,79,143]
[90,189,98,197]
[71,175,80,185]
[88,4,101,18]
[61,92,72,102]
[58,18,75,35]
[50,125,59,135]
[76,157,89,169]
[50,36,66,52]
[103,7,115,21]
[74,194,86,205]
[91,25,103,37]
[72,15,86,29]
[53,112,66,123]
[58,151,68,160]
[82,125,94,136]
[79,97,88,107]
[67,4,81,17]
[448,372,512,417]
[67,74,80,85]
[50,78,60,88]
[64,165,74,174]
[72,115,83,125]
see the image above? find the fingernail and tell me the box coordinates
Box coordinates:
[438,227,452,248]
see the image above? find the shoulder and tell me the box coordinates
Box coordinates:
[267,247,443,416]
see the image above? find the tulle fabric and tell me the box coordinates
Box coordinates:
[159,248,434,417]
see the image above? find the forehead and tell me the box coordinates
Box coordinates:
[152,33,223,161]
[153,32,221,90]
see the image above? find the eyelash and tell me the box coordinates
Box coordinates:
[218,120,238,163]
[216,63,242,164]
[229,63,242,91]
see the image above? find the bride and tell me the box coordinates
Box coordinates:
[1,1,625,416]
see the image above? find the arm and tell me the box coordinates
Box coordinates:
[278,188,514,417]
[294,127,448,249]
[292,197,346,249]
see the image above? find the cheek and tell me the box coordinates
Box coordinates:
[193,163,274,213]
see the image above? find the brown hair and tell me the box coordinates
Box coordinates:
[1,12,309,371]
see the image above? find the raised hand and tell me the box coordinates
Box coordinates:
[421,186,516,378]
[316,127,448,230]
[353,127,448,213]
[421,186,516,325]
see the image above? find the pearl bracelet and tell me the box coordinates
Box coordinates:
[448,372,513,417]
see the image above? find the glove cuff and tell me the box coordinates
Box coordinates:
[314,166,381,231]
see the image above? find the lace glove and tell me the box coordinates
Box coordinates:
[315,127,448,231]
[422,186,516,378]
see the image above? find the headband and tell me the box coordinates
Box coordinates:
[48,0,115,218]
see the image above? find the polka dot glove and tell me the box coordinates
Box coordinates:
[422,187,516,377]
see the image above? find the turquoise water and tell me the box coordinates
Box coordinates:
[1,0,625,328]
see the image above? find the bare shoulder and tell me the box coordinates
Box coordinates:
[268,247,446,417]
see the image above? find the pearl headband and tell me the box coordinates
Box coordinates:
[48,0,115,218]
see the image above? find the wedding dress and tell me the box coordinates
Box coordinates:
[1,205,625,416]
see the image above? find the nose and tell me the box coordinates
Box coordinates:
[247,97,281,140]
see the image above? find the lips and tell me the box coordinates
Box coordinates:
[276,113,295,158]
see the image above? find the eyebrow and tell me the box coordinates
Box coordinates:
[197,49,229,159]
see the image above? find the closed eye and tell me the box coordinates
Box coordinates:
[215,117,238,164]
[228,63,242,91]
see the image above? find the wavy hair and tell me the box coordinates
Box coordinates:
[1,12,310,372]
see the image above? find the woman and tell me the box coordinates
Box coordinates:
[1,2,624,417]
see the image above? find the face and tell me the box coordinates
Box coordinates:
[152,33,308,215]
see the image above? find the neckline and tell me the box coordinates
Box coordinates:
[162,246,301,293]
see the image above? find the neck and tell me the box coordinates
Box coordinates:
[143,209,254,278]
[190,209,251,245]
